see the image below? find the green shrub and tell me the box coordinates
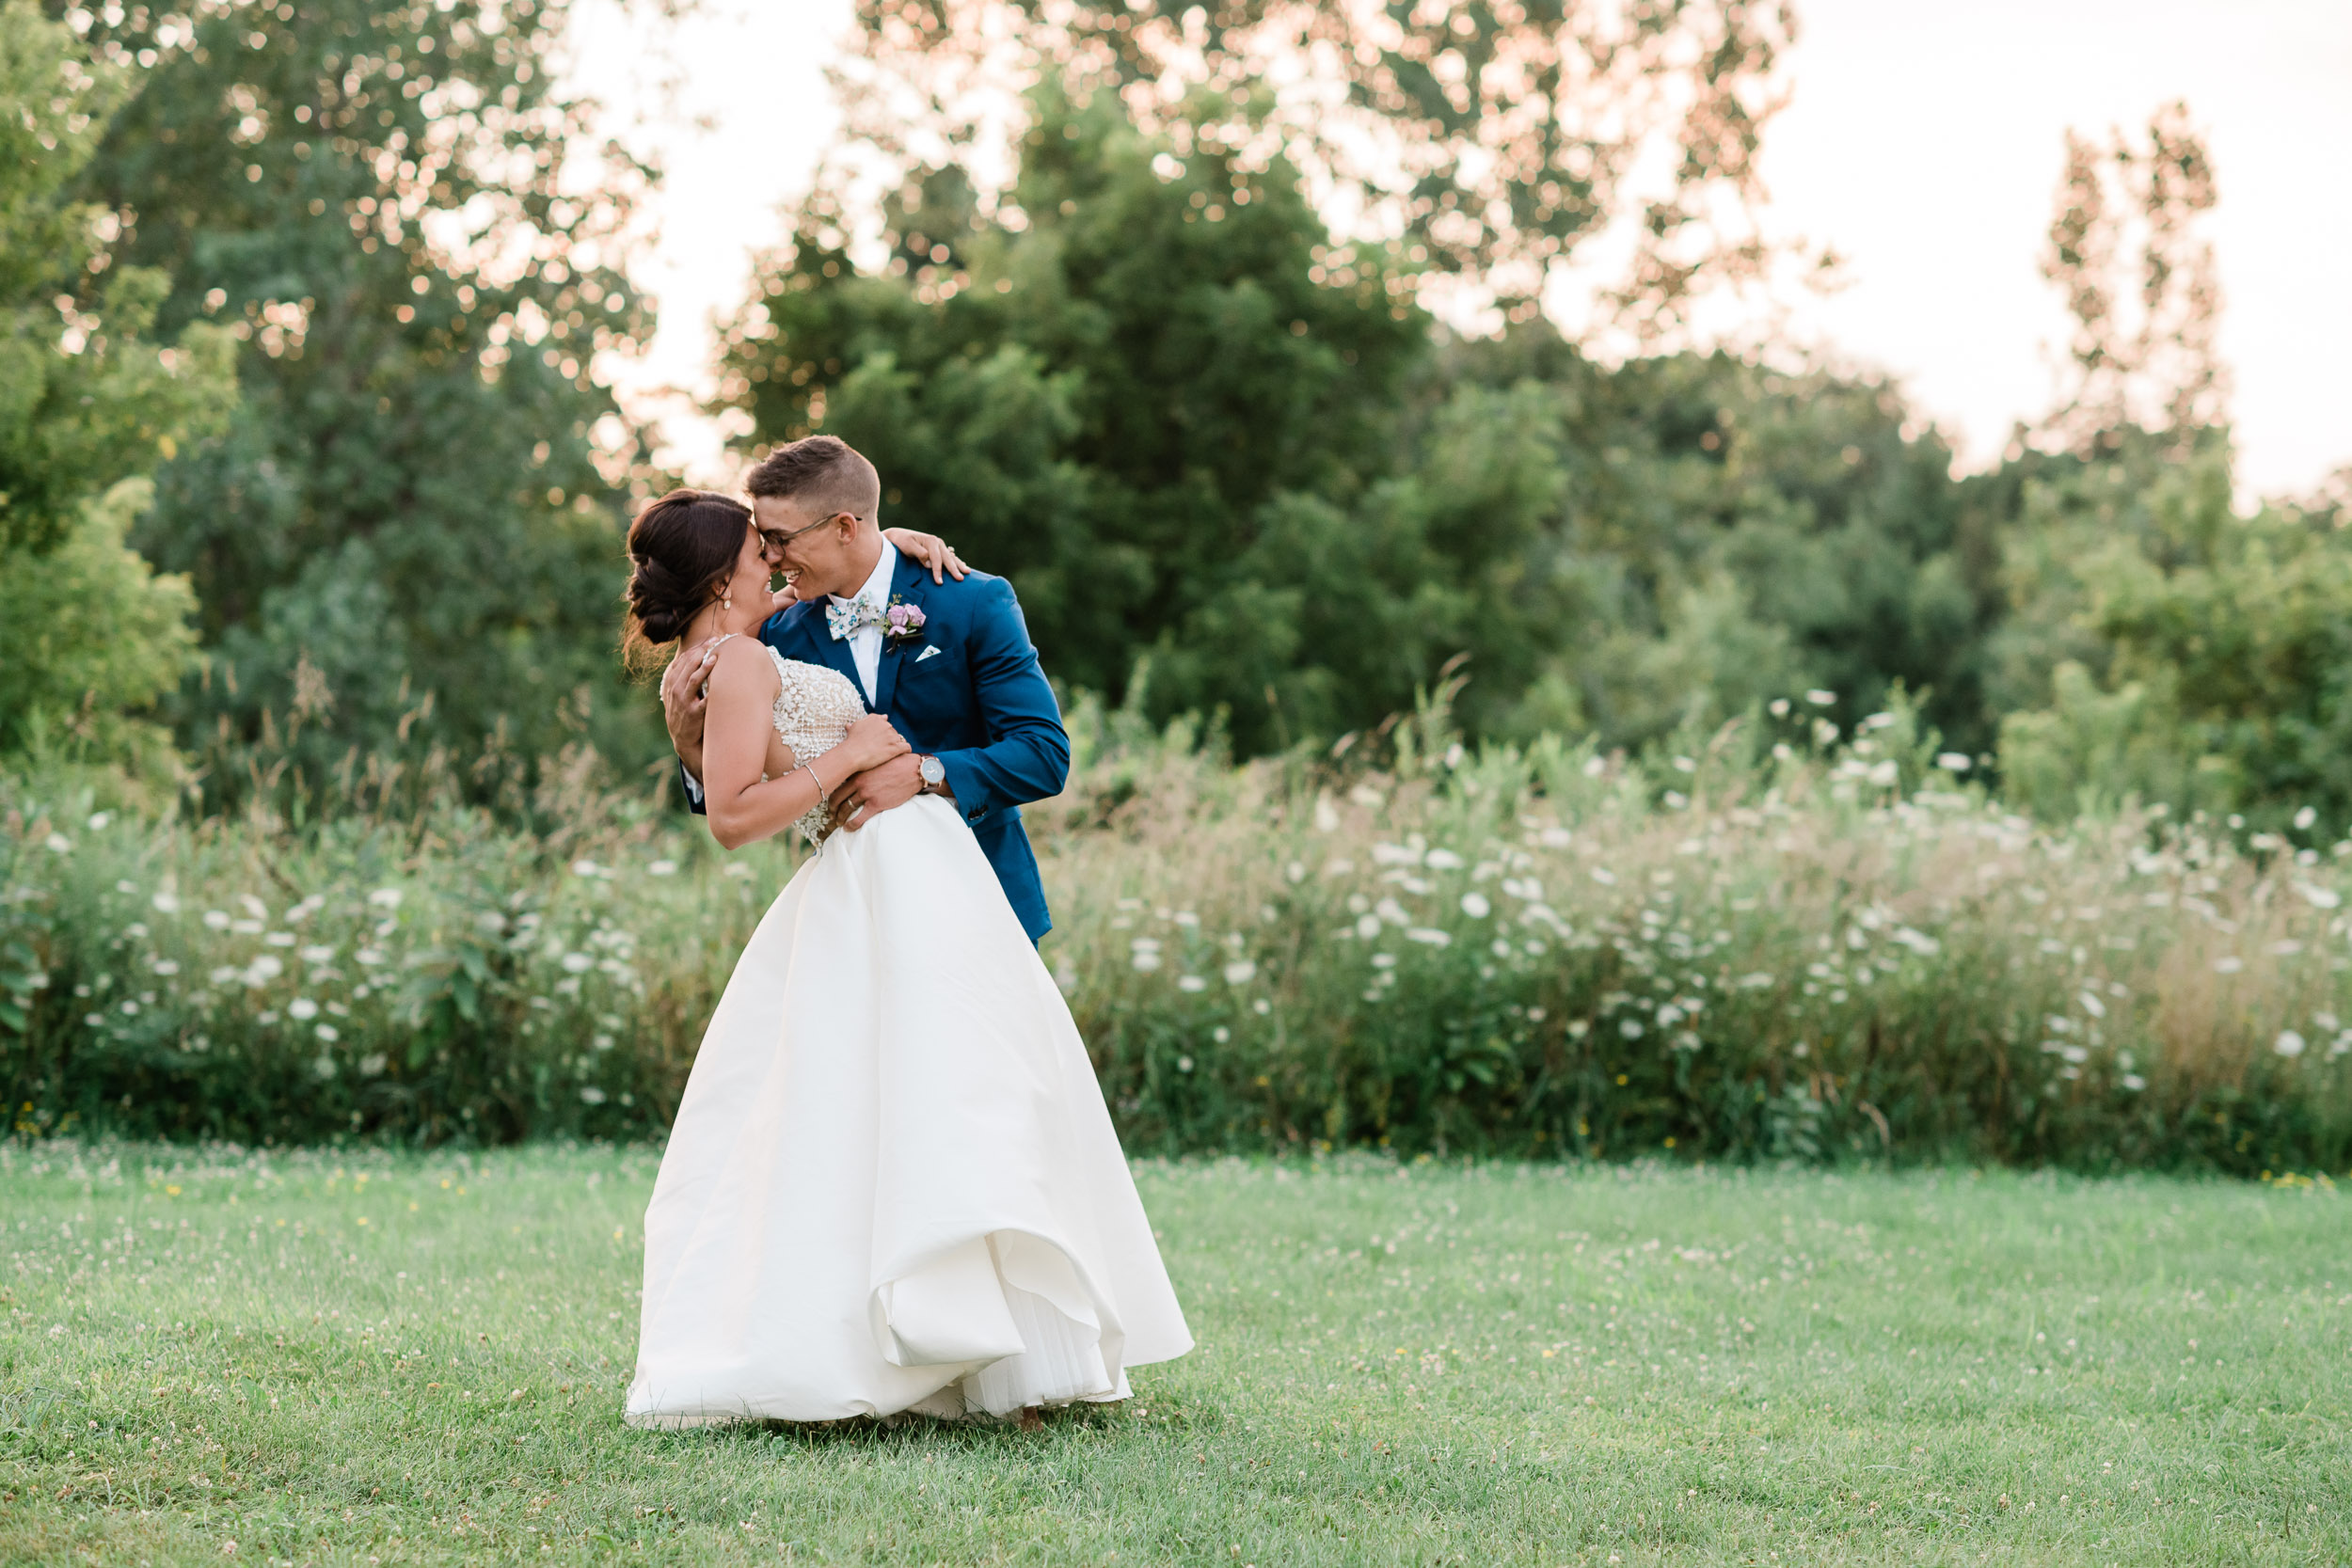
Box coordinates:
[5,699,2349,1172]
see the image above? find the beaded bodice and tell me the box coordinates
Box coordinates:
[762,645,868,845]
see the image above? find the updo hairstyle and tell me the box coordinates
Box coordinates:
[622,488,754,673]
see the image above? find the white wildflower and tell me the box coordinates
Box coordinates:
[45,832,71,853]
[571,860,603,879]
[1355,912,1381,940]
[314,1023,339,1043]
[368,888,403,909]
[1405,927,1452,947]
[580,1086,607,1104]
[1804,689,1836,706]
[2273,1030,2307,1058]
[2295,805,2318,831]
[1370,953,1397,970]
[2079,991,2107,1019]
[300,945,336,964]
[358,1053,388,1077]
[1223,959,1257,986]
[1424,848,1465,871]
[151,959,179,976]
[202,910,231,930]
[245,956,284,985]
[1460,892,1491,919]
[648,860,678,877]
[355,948,387,968]
[1177,975,1208,992]
[1374,897,1409,927]
[287,998,319,1022]
[561,953,594,974]
[2214,956,2244,974]
[1935,752,1973,772]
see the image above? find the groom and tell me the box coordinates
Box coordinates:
[660,436,1070,942]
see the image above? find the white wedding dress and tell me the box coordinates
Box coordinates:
[625,647,1192,1426]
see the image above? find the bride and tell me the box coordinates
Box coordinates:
[618,487,1191,1427]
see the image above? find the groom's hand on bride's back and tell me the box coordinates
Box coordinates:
[660,639,720,780]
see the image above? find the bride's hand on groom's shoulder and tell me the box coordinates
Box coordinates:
[882,527,969,584]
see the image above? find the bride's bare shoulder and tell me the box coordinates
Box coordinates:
[702,635,782,699]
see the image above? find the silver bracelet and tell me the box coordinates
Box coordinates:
[798,759,830,801]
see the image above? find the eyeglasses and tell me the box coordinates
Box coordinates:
[755,511,853,555]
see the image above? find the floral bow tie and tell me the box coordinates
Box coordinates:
[826,593,883,641]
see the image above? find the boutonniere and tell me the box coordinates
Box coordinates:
[882,597,928,649]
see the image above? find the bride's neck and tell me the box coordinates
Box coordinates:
[683,601,737,647]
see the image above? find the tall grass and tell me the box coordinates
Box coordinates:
[5,693,2350,1171]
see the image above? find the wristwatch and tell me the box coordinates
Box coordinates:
[916,754,946,794]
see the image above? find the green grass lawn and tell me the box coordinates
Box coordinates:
[0,1144,2346,1566]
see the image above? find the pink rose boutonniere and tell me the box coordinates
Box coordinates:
[882,598,928,649]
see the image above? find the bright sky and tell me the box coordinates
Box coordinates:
[568,0,2352,499]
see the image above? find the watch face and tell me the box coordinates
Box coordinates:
[919,756,945,784]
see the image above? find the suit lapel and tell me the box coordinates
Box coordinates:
[870,552,932,717]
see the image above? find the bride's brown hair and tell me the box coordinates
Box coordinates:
[622,488,755,674]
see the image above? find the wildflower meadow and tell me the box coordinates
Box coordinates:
[6,698,2350,1177]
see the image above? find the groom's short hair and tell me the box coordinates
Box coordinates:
[746,436,882,524]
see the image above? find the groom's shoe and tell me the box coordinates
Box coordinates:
[1016,1405,1045,1433]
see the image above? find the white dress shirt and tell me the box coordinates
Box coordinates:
[831,538,898,706]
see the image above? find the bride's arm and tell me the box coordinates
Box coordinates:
[882,527,969,584]
[701,642,910,849]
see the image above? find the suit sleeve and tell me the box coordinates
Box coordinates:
[933,578,1071,824]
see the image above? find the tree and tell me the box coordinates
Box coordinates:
[0,0,233,765]
[67,0,661,810]
[2039,101,2227,455]
[722,87,1445,753]
[831,0,1804,336]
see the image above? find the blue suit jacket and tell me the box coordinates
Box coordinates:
[690,554,1070,942]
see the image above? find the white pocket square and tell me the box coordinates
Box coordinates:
[915,645,943,662]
